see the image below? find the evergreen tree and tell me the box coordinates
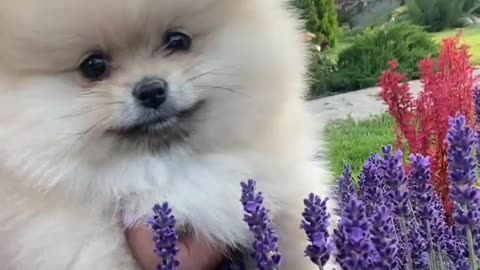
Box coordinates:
[294,0,321,35]
[293,0,338,47]
[315,0,338,47]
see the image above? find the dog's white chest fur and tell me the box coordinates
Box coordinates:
[119,152,260,246]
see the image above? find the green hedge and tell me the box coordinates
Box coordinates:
[406,0,465,32]
[308,23,439,97]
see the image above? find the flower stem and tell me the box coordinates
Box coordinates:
[466,228,479,270]
[425,221,435,270]
[437,252,447,270]
[425,221,442,270]
[428,251,437,270]
[399,218,414,270]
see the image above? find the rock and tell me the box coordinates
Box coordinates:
[464,15,480,26]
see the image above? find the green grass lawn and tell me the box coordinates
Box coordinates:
[432,27,480,65]
[324,114,396,179]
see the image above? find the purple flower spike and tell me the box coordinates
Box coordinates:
[447,116,480,229]
[410,154,433,222]
[358,153,384,215]
[337,165,356,214]
[369,204,398,270]
[333,197,373,270]
[447,115,480,268]
[454,259,472,270]
[241,180,282,270]
[408,221,428,270]
[381,146,409,217]
[442,226,468,268]
[300,194,332,267]
[149,203,180,270]
[475,86,480,167]
[474,86,480,128]
[448,115,479,212]
[381,146,415,269]
[409,154,443,256]
[431,196,449,245]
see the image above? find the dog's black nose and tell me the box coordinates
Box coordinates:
[133,78,168,109]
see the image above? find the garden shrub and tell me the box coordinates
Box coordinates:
[307,51,340,97]
[351,0,401,29]
[380,35,477,217]
[294,0,338,47]
[337,25,352,42]
[390,5,408,20]
[331,22,438,93]
[296,0,340,97]
[406,0,466,32]
[337,25,364,43]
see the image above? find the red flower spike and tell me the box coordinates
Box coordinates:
[379,35,477,220]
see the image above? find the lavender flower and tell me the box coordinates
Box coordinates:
[300,194,332,268]
[447,116,480,222]
[474,86,480,128]
[149,115,480,270]
[358,153,384,214]
[443,227,470,270]
[381,146,409,217]
[396,232,407,270]
[369,204,398,270]
[337,165,356,213]
[473,87,480,261]
[241,180,282,270]
[447,115,480,268]
[149,203,180,270]
[409,155,434,222]
[454,260,472,270]
[410,155,445,269]
[475,86,480,167]
[333,197,373,270]
[381,146,415,270]
[408,221,428,270]
[432,196,448,244]
[428,198,453,270]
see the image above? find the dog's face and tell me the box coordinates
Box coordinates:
[0,0,307,190]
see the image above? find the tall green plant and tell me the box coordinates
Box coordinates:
[406,0,465,32]
[293,0,338,47]
[294,0,321,34]
[316,0,339,46]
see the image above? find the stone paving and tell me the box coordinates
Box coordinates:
[306,79,422,129]
[307,69,480,129]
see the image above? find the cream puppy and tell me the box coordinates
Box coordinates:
[0,0,334,269]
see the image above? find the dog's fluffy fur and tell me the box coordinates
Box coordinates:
[0,0,334,269]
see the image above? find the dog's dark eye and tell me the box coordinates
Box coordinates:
[164,32,192,52]
[80,53,110,81]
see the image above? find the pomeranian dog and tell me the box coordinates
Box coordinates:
[0,0,334,269]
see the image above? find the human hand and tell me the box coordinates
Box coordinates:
[127,226,224,270]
